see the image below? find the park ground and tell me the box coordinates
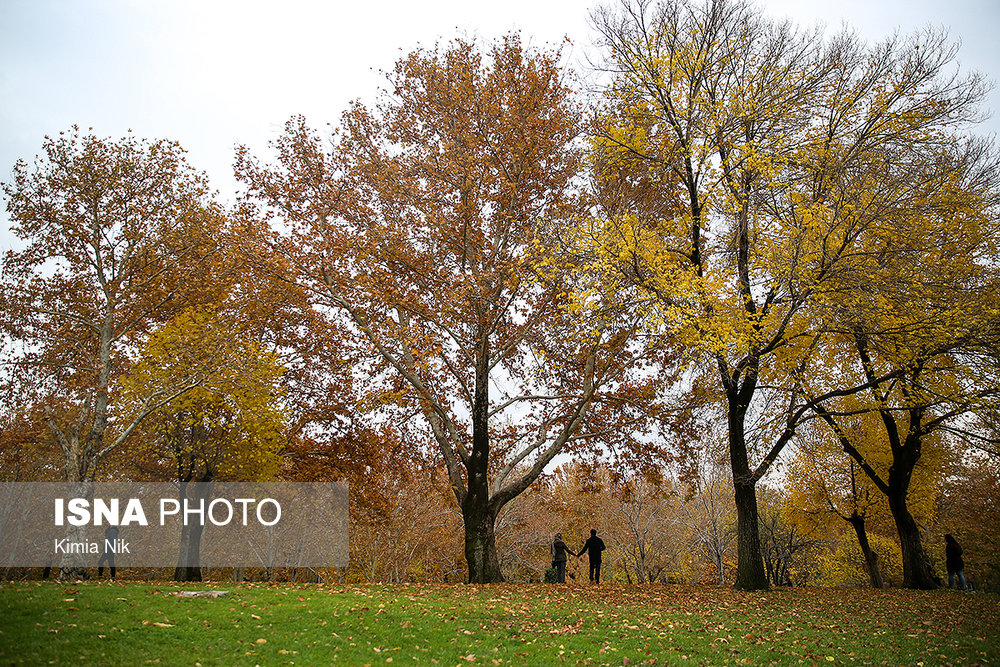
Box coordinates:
[0,582,997,666]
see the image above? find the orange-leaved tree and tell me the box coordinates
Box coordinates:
[237,36,658,583]
[1,128,222,488]
[1,128,228,577]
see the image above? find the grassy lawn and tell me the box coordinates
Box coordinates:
[0,581,996,666]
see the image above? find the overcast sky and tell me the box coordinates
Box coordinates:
[2,0,998,250]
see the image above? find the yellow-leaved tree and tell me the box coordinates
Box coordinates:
[589,0,994,589]
[119,309,286,581]
[785,412,950,588]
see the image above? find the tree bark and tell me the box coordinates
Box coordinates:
[727,397,769,591]
[846,511,884,588]
[463,330,504,584]
[174,521,205,582]
[887,486,938,589]
[173,481,211,582]
[463,504,502,584]
[58,469,94,580]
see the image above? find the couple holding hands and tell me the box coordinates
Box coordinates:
[551,529,605,584]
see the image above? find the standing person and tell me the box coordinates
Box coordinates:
[550,533,573,584]
[97,525,119,579]
[577,529,606,584]
[945,534,967,590]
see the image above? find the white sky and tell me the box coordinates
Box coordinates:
[2,0,998,250]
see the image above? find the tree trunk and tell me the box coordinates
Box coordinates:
[731,476,766,590]
[462,328,504,584]
[174,521,205,582]
[887,489,937,589]
[58,522,92,581]
[58,475,93,580]
[727,401,769,591]
[886,421,938,590]
[56,320,112,580]
[173,481,210,582]
[847,512,884,588]
[463,504,502,583]
[713,549,726,585]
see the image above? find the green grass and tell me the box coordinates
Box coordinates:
[0,581,996,665]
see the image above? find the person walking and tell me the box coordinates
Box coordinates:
[550,533,573,584]
[577,529,606,584]
[97,525,119,579]
[945,534,967,590]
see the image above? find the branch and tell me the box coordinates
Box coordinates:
[812,404,890,496]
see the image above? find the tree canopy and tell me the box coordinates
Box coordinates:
[2,5,998,588]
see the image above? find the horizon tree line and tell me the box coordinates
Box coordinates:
[1,0,998,589]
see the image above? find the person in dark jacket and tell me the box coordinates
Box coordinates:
[97,525,119,579]
[577,529,606,583]
[945,534,967,590]
[550,533,573,583]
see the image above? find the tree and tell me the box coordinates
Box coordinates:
[756,487,821,586]
[1,128,220,484]
[784,423,896,588]
[1,128,221,576]
[349,445,463,583]
[117,309,286,581]
[589,0,993,589]
[120,312,286,487]
[604,471,678,584]
[674,454,737,584]
[811,348,989,589]
[804,128,1000,588]
[0,401,59,483]
[591,0,834,590]
[237,36,657,583]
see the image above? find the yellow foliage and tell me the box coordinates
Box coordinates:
[120,309,286,482]
[809,533,904,588]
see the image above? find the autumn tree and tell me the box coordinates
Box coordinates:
[936,455,1000,590]
[539,464,679,585]
[1,128,221,484]
[349,444,463,583]
[116,309,286,581]
[0,401,59,483]
[122,310,285,485]
[590,0,994,589]
[809,344,994,589]
[514,461,737,584]
[237,36,658,583]
[674,455,737,584]
[784,422,896,588]
[755,487,821,586]
[591,0,830,590]
[802,124,1000,589]
[494,481,571,582]
[0,128,226,576]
